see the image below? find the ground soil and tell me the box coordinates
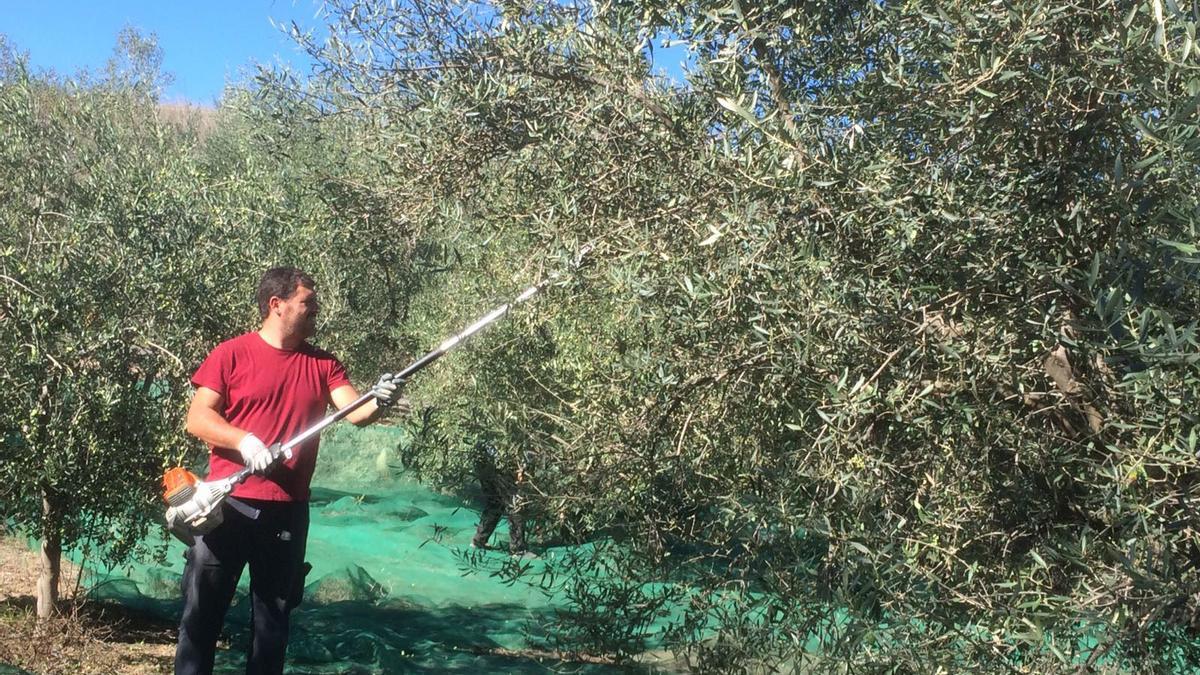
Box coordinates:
[0,537,176,674]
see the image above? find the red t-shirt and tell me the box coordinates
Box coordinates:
[191,332,352,502]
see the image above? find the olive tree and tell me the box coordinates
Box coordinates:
[0,23,453,619]
[0,48,215,616]
[261,0,1200,669]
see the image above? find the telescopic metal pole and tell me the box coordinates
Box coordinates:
[277,275,557,457]
[226,248,589,481]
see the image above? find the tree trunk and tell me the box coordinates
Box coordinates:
[37,493,62,619]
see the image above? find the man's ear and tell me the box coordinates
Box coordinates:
[267,295,284,315]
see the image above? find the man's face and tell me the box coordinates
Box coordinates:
[275,284,319,339]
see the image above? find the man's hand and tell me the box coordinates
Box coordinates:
[333,376,410,425]
[237,433,277,474]
[370,373,407,410]
[165,507,196,547]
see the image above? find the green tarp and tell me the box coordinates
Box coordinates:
[85,426,632,673]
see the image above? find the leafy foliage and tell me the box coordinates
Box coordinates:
[3,0,1199,669]
[0,49,206,574]
[0,32,424,610]
[288,0,1200,670]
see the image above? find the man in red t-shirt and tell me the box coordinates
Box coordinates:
[174,267,409,675]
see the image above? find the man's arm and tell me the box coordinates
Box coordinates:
[186,386,252,448]
[331,384,410,427]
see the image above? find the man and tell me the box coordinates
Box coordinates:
[175,267,409,675]
[470,440,528,556]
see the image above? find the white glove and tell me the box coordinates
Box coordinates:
[237,433,276,474]
[371,373,403,408]
[164,507,195,547]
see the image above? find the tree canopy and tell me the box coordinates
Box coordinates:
[285,0,1199,669]
[2,1,1199,669]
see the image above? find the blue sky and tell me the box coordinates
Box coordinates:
[1,1,688,104]
[1,0,323,104]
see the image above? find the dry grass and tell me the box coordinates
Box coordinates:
[156,102,217,140]
[0,537,175,674]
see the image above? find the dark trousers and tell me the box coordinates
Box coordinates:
[175,499,310,675]
[473,473,525,553]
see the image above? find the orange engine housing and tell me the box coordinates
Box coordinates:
[162,467,199,506]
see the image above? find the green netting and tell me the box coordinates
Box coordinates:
[72,426,1151,671]
[82,427,635,673]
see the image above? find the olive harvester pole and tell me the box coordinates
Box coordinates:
[162,245,592,545]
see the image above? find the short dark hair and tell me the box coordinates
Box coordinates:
[256,267,316,319]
